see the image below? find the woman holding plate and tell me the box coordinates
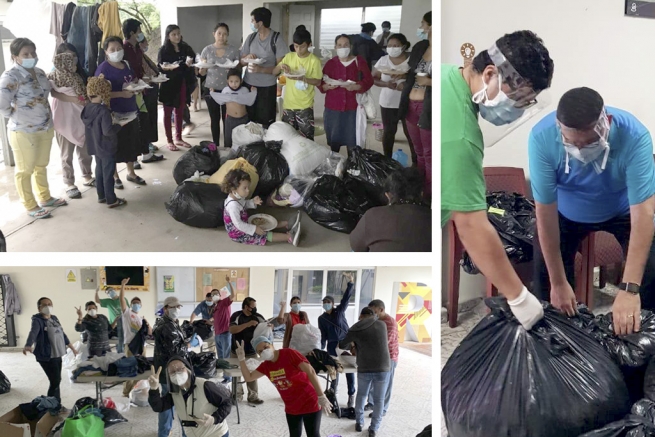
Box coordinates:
[198,23,240,147]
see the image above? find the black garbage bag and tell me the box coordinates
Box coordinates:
[304,175,384,234]
[416,425,432,437]
[181,320,195,339]
[173,144,221,185]
[461,191,536,275]
[0,229,6,252]
[442,297,631,437]
[189,351,217,378]
[646,359,655,402]
[344,148,402,204]
[579,415,655,437]
[324,387,340,418]
[238,141,288,198]
[165,181,228,228]
[100,406,128,428]
[192,320,213,340]
[0,371,10,395]
[71,397,98,416]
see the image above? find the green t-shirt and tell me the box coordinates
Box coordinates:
[441,64,487,227]
[100,297,129,324]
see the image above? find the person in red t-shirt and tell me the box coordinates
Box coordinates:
[211,276,234,384]
[237,336,332,437]
[277,295,309,349]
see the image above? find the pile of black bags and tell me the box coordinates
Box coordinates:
[343,147,402,204]
[172,143,222,185]
[166,182,227,228]
[0,370,10,394]
[237,141,289,198]
[189,351,217,378]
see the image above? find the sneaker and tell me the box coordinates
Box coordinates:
[149,143,159,153]
[369,412,386,418]
[182,122,196,136]
[289,222,301,247]
[247,398,264,405]
[368,430,377,437]
[364,403,374,411]
[290,210,301,233]
[356,423,363,432]
[348,395,354,408]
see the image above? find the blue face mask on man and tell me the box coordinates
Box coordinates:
[132,303,141,312]
[250,23,258,32]
[323,303,333,311]
[479,104,525,126]
[137,32,145,42]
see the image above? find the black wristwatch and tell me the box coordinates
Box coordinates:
[619,282,640,295]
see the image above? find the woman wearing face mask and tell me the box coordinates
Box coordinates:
[320,34,374,153]
[23,297,77,406]
[75,301,112,357]
[0,38,68,219]
[95,36,146,188]
[372,33,415,161]
[198,23,240,147]
[49,43,95,200]
[398,11,432,200]
[148,357,231,437]
[237,337,332,437]
[277,296,309,349]
[158,24,197,151]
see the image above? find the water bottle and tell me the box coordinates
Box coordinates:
[393,149,409,167]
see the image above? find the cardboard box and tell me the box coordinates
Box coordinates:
[0,407,59,437]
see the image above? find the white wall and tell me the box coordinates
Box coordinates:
[400,0,431,47]
[374,266,433,312]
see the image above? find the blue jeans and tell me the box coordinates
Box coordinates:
[215,332,232,382]
[327,341,355,396]
[356,372,390,432]
[116,318,124,354]
[367,360,397,414]
[159,383,187,437]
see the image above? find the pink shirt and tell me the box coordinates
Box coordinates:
[381,314,399,362]
[213,297,233,334]
[49,82,85,145]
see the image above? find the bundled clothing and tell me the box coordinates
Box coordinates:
[19,396,61,420]
[75,314,111,357]
[279,310,309,349]
[128,320,149,356]
[2,275,21,316]
[97,0,123,45]
[305,349,343,380]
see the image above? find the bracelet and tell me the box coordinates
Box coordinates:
[619,282,640,295]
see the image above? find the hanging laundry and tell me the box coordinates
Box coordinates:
[49,2,67,49]
[97,0,123,45]
[67,5,102,76]
[61,2,76,42]
[2,275,21,316]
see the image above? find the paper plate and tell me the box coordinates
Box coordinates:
[242,58,265,65]
[377,69,408,76]
[161,63,179,70]
[193,62,216,69]
[150,76,170,83]
[217,60,240,68]
[248,214,278,231]
[283,73,305,79]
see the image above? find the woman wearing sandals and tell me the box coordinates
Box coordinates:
[49,43,96,200]
[0,38,67,219]
[198,22,240,147]
[95,36,147,187]
[158,24,197,151]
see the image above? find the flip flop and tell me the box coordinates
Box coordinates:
[167,142,179,151]
[39,197,67,208]
[82,178,95,187]
[175,140,192,148]
[127,175,147,185]
[27,208,51,219]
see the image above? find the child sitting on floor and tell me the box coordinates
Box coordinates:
[210,69,257,149]
[221,169,301,246]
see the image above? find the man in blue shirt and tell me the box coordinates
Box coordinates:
[529,87,655,335]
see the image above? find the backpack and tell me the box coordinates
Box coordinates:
[246,31,281,58]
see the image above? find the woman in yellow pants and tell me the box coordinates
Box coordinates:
[0,38,67,219]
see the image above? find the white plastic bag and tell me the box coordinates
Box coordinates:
[253,323,273,344]
[183,170,211,184]
[289,324,322,355]
[264,122,331,176]
[62,341,85,370]
[129,379,150,407]
[232,122,266,151]
[114,398,131,413]
[355,102,368,148]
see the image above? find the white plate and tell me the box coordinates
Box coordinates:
[216,60,240,69]
[150,76,170,83]
[161,63,180,70]
[193,62,216,69]
[377,69,408,76]
[248,214,278,231]
[242,58,265,65]
[113,112,137,126]
[283,73,305,79]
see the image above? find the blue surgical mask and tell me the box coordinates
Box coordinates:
[205,301,213,306]
[137,33,145,42]
[108,290,118,299]
[323,303,333,311]
[416,28,428,40]
[21,57,38,69]
[291,303,302,312]
[250,23,257,32]
[479,104,525,126]
[132,304,141,312]
[295,80,309,91]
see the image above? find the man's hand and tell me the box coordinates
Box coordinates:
[507,287,544,330]
[23,346,33,355]
[318,394,332,415]
[121,277,130,286]
[205,319,213,325]
[612,291,641,335]
[343,272,354,283]
[236,340,246,362]
[255,226,266,236]
[148,365,162,391]
[195,413,214,427]
[120,91,135,99]
[199,68,207,76]
[550,282,577,316]
[249,320,259,328]
[75,306,83,319]
[244,54,257,60]
[253,196,263,206]
[249,64,263,74]
[396,82,405,91]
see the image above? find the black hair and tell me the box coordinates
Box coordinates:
[210,288,220,294]
[361,22,376,34]
[335,34,351,46]
[56,42,88,83]
[85,301,97,310]
[290,296,301,304]
[103,36,124,51]
[251,7,272,28]
[131,297,141,304]
[471,30,554,93]
[423,11,432,26]
[293,29,312,47]
[122,18,142,40]
[387,33,411,52]
[295,25,307,32]
[37,297,51,308]
[385,167,423,204]
[205,293,213,299]
[360,307,375,316]
[368,299,385,311]
[221,168,250,194]
[10,38,36,58]
[242,297,256,309]
[163,24,183,54]
[557,87,604,129]
[226,68,242,81]
[214,22,229,33]
[382,21,391,28]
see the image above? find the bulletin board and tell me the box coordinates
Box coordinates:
[626,1,655,18]
[99,266,151,291]
[195,268,250,302]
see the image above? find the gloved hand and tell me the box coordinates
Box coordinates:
[148,365,162,391]
[508,286,544,331]
[195,413,215,427]
[236,340,246,362]
[318,394,332,415]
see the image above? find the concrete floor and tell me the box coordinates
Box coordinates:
[0,90,414,252]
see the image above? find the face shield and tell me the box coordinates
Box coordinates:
[559,109,611,174]
[478,44,551,148]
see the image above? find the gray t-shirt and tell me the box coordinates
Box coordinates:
[200,44,240,91]
[240,30,289,87]
[46,318,67,358]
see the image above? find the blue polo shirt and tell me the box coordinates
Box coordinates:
[528,107,655,223]
[193,301,213,320]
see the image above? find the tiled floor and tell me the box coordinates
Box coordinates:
[440,286,618,436]
[0,345,432,437]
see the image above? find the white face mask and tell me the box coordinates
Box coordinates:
[41,306,53,316]
[563,141,609,175]
[336,48,350,59]
[168,308,179,320]
[232,191,243,200]
[170,371,188,386]
[212,295,220,302]
[260,348,274,361]
[88,309,97,317]
[387,47,403,58]
[108,50,124,63]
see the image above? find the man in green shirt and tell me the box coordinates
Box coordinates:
[441,30,554,330]
[95,286,129,353]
